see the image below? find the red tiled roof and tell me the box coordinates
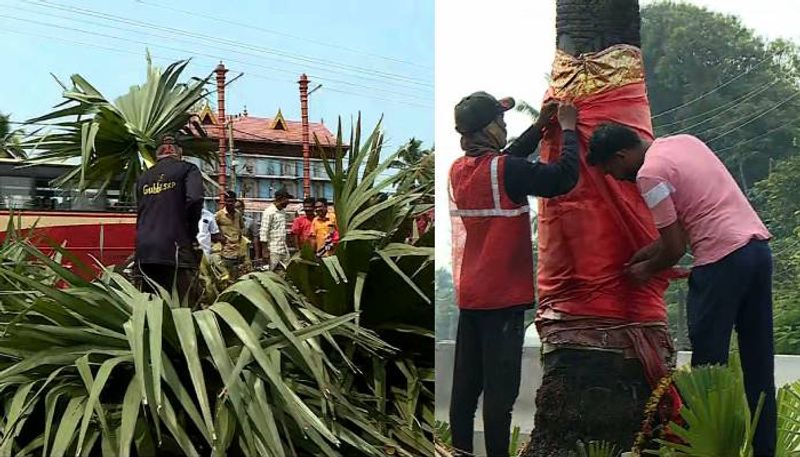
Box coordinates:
[201,115,339,147]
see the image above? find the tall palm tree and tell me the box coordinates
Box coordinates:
[514,101,540,120]
[391,137,434,198]
[524,1,649,455]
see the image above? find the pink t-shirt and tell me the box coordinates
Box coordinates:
[637,134,770,267]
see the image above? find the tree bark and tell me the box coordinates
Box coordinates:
[556,0,641,56]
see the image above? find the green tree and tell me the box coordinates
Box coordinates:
[752,156,800,353]
[435,268,458,341]
[642,2,800,190]
[642,2,800,355]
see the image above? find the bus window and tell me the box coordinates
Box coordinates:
[0,176,34,209]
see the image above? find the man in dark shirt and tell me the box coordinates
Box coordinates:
[448,92,578,457]
[135,134,204,302]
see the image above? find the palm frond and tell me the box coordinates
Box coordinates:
[0,233,419,455]
[22,56,216,198]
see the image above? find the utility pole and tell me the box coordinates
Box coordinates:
[228,120,237,194]
[299,74,311,198]
[215,62,228,208]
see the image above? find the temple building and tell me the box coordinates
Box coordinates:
[195,103,338,215]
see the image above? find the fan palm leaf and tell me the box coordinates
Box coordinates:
[776,380,800,457]
[22,54,216,199]
[654,356,763,457]
[284,115,435,454]
[0,113,26,159]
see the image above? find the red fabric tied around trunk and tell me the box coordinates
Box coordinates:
[536,82,671,323]
[535,80,684,431]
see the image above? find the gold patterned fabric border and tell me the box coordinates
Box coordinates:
[550,44,645,99]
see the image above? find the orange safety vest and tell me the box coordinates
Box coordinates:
[449,153,534,310]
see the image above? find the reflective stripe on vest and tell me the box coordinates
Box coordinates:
[450,155,530,218]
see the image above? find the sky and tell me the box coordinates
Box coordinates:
[434,0,800,270]
[0,0,433,152]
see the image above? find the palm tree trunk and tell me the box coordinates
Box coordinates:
[556,0,640,55]
[523,2,648,455]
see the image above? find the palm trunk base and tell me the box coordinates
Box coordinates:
[522,349,650,456]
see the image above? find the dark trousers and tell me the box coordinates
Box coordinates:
[687,239,776,457]
[449,305,526,457]
[139,263,199,304]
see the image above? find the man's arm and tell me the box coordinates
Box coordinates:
[504,129,579,201]
[503,124,544,158]
[290,219,303,249]
[503,103,579,202]
[626,221,687,284]
[626,179,689,284]
[185,166,204,239]
[503,102,558,158]
[209,219,225,244]
[135,177,144,210]
[628,239,662,265]
[629,225,690,266]
[135,177,144,229]
[259,211,271,259]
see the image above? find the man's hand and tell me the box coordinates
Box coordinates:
[535,102,559,128]
[625,261,654,286]
[558,102,578,131]
[628,241,659,266]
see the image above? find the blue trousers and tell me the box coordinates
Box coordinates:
[687,239,776,457]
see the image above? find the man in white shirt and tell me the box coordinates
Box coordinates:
[197,207,222,257]
[259,188,292,271]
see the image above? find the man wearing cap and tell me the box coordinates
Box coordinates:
[135,134,204,301]
[448,92,579,457]
[260,187,293,271]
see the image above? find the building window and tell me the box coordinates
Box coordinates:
[241,179,256,198]
[267,159,278,176]
[312,182,325,199]
[256,158,269,175]
[282,161,295,177]
[244,159,255,175]
[258,179,272,198]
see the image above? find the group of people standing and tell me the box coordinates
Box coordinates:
[449,92,776,456]
[134,134,339,299]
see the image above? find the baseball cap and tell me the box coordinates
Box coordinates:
[454,91,515,134]
[156,132,182,157]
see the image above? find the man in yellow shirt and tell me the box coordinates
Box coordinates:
[311,197,338,258]
[215,191,245,276]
